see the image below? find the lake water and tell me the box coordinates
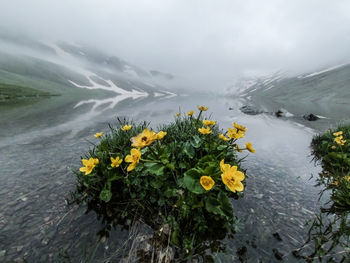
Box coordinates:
[0,92,335,262]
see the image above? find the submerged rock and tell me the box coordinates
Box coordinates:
[272,232,283,241]
[239,105,263,115]
[275,109,284,117]
[303,113,319,121]
[272,248,284,260]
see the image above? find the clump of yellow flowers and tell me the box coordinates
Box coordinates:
[333,131,347,146]
[74,105,254,255]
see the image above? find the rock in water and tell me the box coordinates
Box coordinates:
[303,113,319,121]
[239,105,263,115]
[275,109,284,117]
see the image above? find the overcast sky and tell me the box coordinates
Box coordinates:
[1,0,350,88]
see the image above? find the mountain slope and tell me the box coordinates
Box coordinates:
[0,33,177,101]
[228,64,350,130]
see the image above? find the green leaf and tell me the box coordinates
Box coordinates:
[205,196,223,216]
[184,168,205,194]
[217,145,227,151]
[167,163,175,171]
[171,228,180,245]
[218,192,233,217]
[184,142,195,158]
[99,183,112,202]
[150,179,163,189]
[191,135,202,148]
[108,174,124,182]
[203,165,217,176]
[198,155,216,165]
[145,162,165,176]
[164,188,177,198]
[179,162,187,169]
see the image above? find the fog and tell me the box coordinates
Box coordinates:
[1,0,350,89]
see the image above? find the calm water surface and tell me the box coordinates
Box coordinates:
[0,93,327,262]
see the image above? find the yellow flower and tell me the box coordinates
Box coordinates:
[110,156,122,168]
[125,148,141,172]
[94,132,103,138]
[227,128,245,139]
[197,106,208,111]
[344,176,350,181]
[219,134,229,141]
[200,176,215,191]
[156,131,167,140]
[131,128,157,148]
[331,145,336,149]
[233,122,247,132]
[79,158,99,175]
[187,110,194,116]
[334,136,346,146]
[121,125,132,131]
[245,142,255,153]
[202,120,216,126]
[221,164,245,193]
[175,112,181,117]
[198,126,212,134]
[333,131,343,137]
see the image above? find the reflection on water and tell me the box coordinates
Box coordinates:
[0,93,333,262]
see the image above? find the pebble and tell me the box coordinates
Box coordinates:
[0,250,6,260]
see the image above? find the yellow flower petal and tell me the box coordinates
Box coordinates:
[234,170,245,181]
[219,134,229,141]
[233,181,244,192]
[127,162,136,172]
[333,131,343,137]
[156,131,167,140]
[220,159,231,173]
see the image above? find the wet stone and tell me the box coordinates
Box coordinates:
[47,193,58,201]
[16,246,23,252]
[272,232,283,241]
[272,248,284,260]
[0,250,6,259]
[41,238,49,246]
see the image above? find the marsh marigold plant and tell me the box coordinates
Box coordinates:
[72,108,254,257]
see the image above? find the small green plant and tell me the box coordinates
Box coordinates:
[297,124,350,262]
[70,106,255,258]
[311,124,350,209]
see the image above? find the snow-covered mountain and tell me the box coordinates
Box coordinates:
[226,64,350,128]
[0,32,177,100]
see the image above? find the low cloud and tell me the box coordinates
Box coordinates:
[1,0,350,89]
